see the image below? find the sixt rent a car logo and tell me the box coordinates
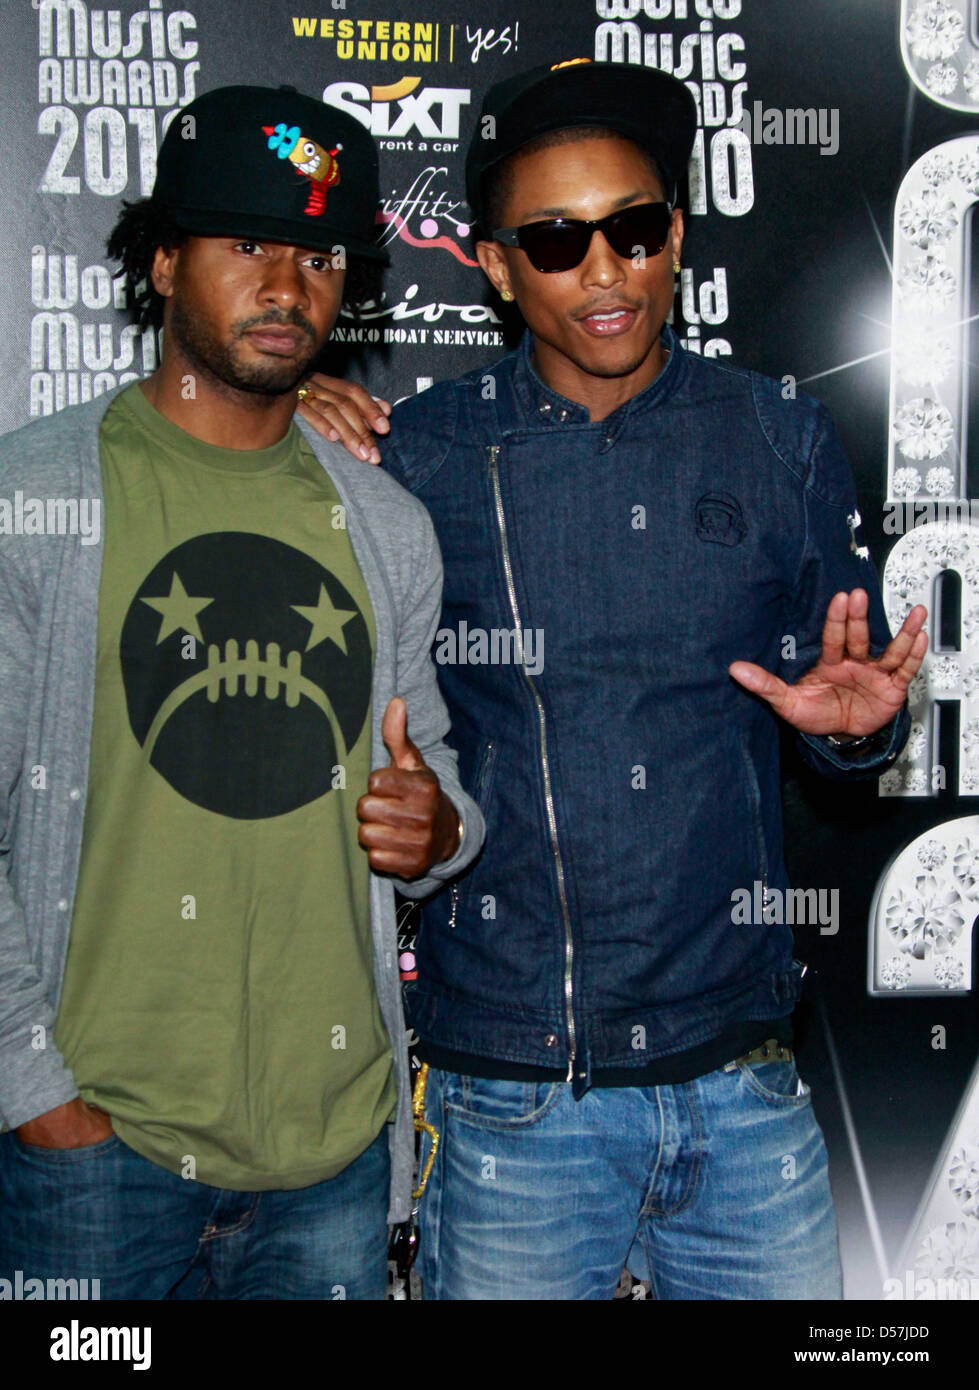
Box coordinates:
[323,78,471,143]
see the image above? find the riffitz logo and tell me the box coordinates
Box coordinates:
[323,78,470,150]
[262,122,342,217]
[377,166,478,267]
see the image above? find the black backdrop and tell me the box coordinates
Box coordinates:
[4,0,979,1301]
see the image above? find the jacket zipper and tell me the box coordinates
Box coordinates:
[487,444,578,1083]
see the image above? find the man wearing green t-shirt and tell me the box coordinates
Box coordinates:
[0,86,483,1300]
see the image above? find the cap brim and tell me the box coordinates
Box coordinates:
[166,204,390,263]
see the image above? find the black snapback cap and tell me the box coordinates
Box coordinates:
[465,59,698,230]
[151,84,387,261]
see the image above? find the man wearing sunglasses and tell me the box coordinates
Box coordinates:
[298,59,926,1300]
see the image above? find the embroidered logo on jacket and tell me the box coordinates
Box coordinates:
[694,491,747,547]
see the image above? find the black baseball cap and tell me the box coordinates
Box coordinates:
[151,84,387,261]
[465,59,698,230]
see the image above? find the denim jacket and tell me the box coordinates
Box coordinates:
[382,324,908,1097]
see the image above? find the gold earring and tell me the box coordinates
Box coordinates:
[673,260,682,274]
[501,288,514,302]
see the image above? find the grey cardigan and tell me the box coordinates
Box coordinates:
[0,383,484,1224]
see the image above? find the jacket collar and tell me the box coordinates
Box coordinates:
[508,319,686,438]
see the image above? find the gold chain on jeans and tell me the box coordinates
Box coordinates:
[411,1063,440,1199]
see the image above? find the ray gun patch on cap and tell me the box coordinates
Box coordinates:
[263,122,342,218]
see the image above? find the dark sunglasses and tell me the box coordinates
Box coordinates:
[492,201,674,273]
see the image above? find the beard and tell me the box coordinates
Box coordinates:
[167,298,324,397]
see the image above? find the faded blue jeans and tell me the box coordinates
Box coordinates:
[417,1056,842,1300]
[0,1123,390,1300]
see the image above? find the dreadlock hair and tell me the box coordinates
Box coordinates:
[106,197,187,332]
[339,252,384,319]
[106,197,386,331]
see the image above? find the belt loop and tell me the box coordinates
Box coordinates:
[570,1045,592,1101]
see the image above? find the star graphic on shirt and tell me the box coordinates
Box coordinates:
[141,571,213,644]
[292,583,358,654]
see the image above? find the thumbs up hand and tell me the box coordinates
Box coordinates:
[380,693,427,772]
[357,697,462,879]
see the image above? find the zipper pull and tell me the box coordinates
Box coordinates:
[487,445,500,466]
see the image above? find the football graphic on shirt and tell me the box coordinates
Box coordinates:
[120,532,371,818]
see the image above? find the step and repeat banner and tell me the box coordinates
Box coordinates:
[4,0,979,1301]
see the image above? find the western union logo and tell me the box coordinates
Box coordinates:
[291,19,444,63]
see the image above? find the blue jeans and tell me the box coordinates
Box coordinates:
[0,1124,390,1300]
[417,1058,842,1300]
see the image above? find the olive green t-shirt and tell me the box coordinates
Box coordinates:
[55,382,395,1190]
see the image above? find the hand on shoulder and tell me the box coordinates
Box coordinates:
[296,374,391,465]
